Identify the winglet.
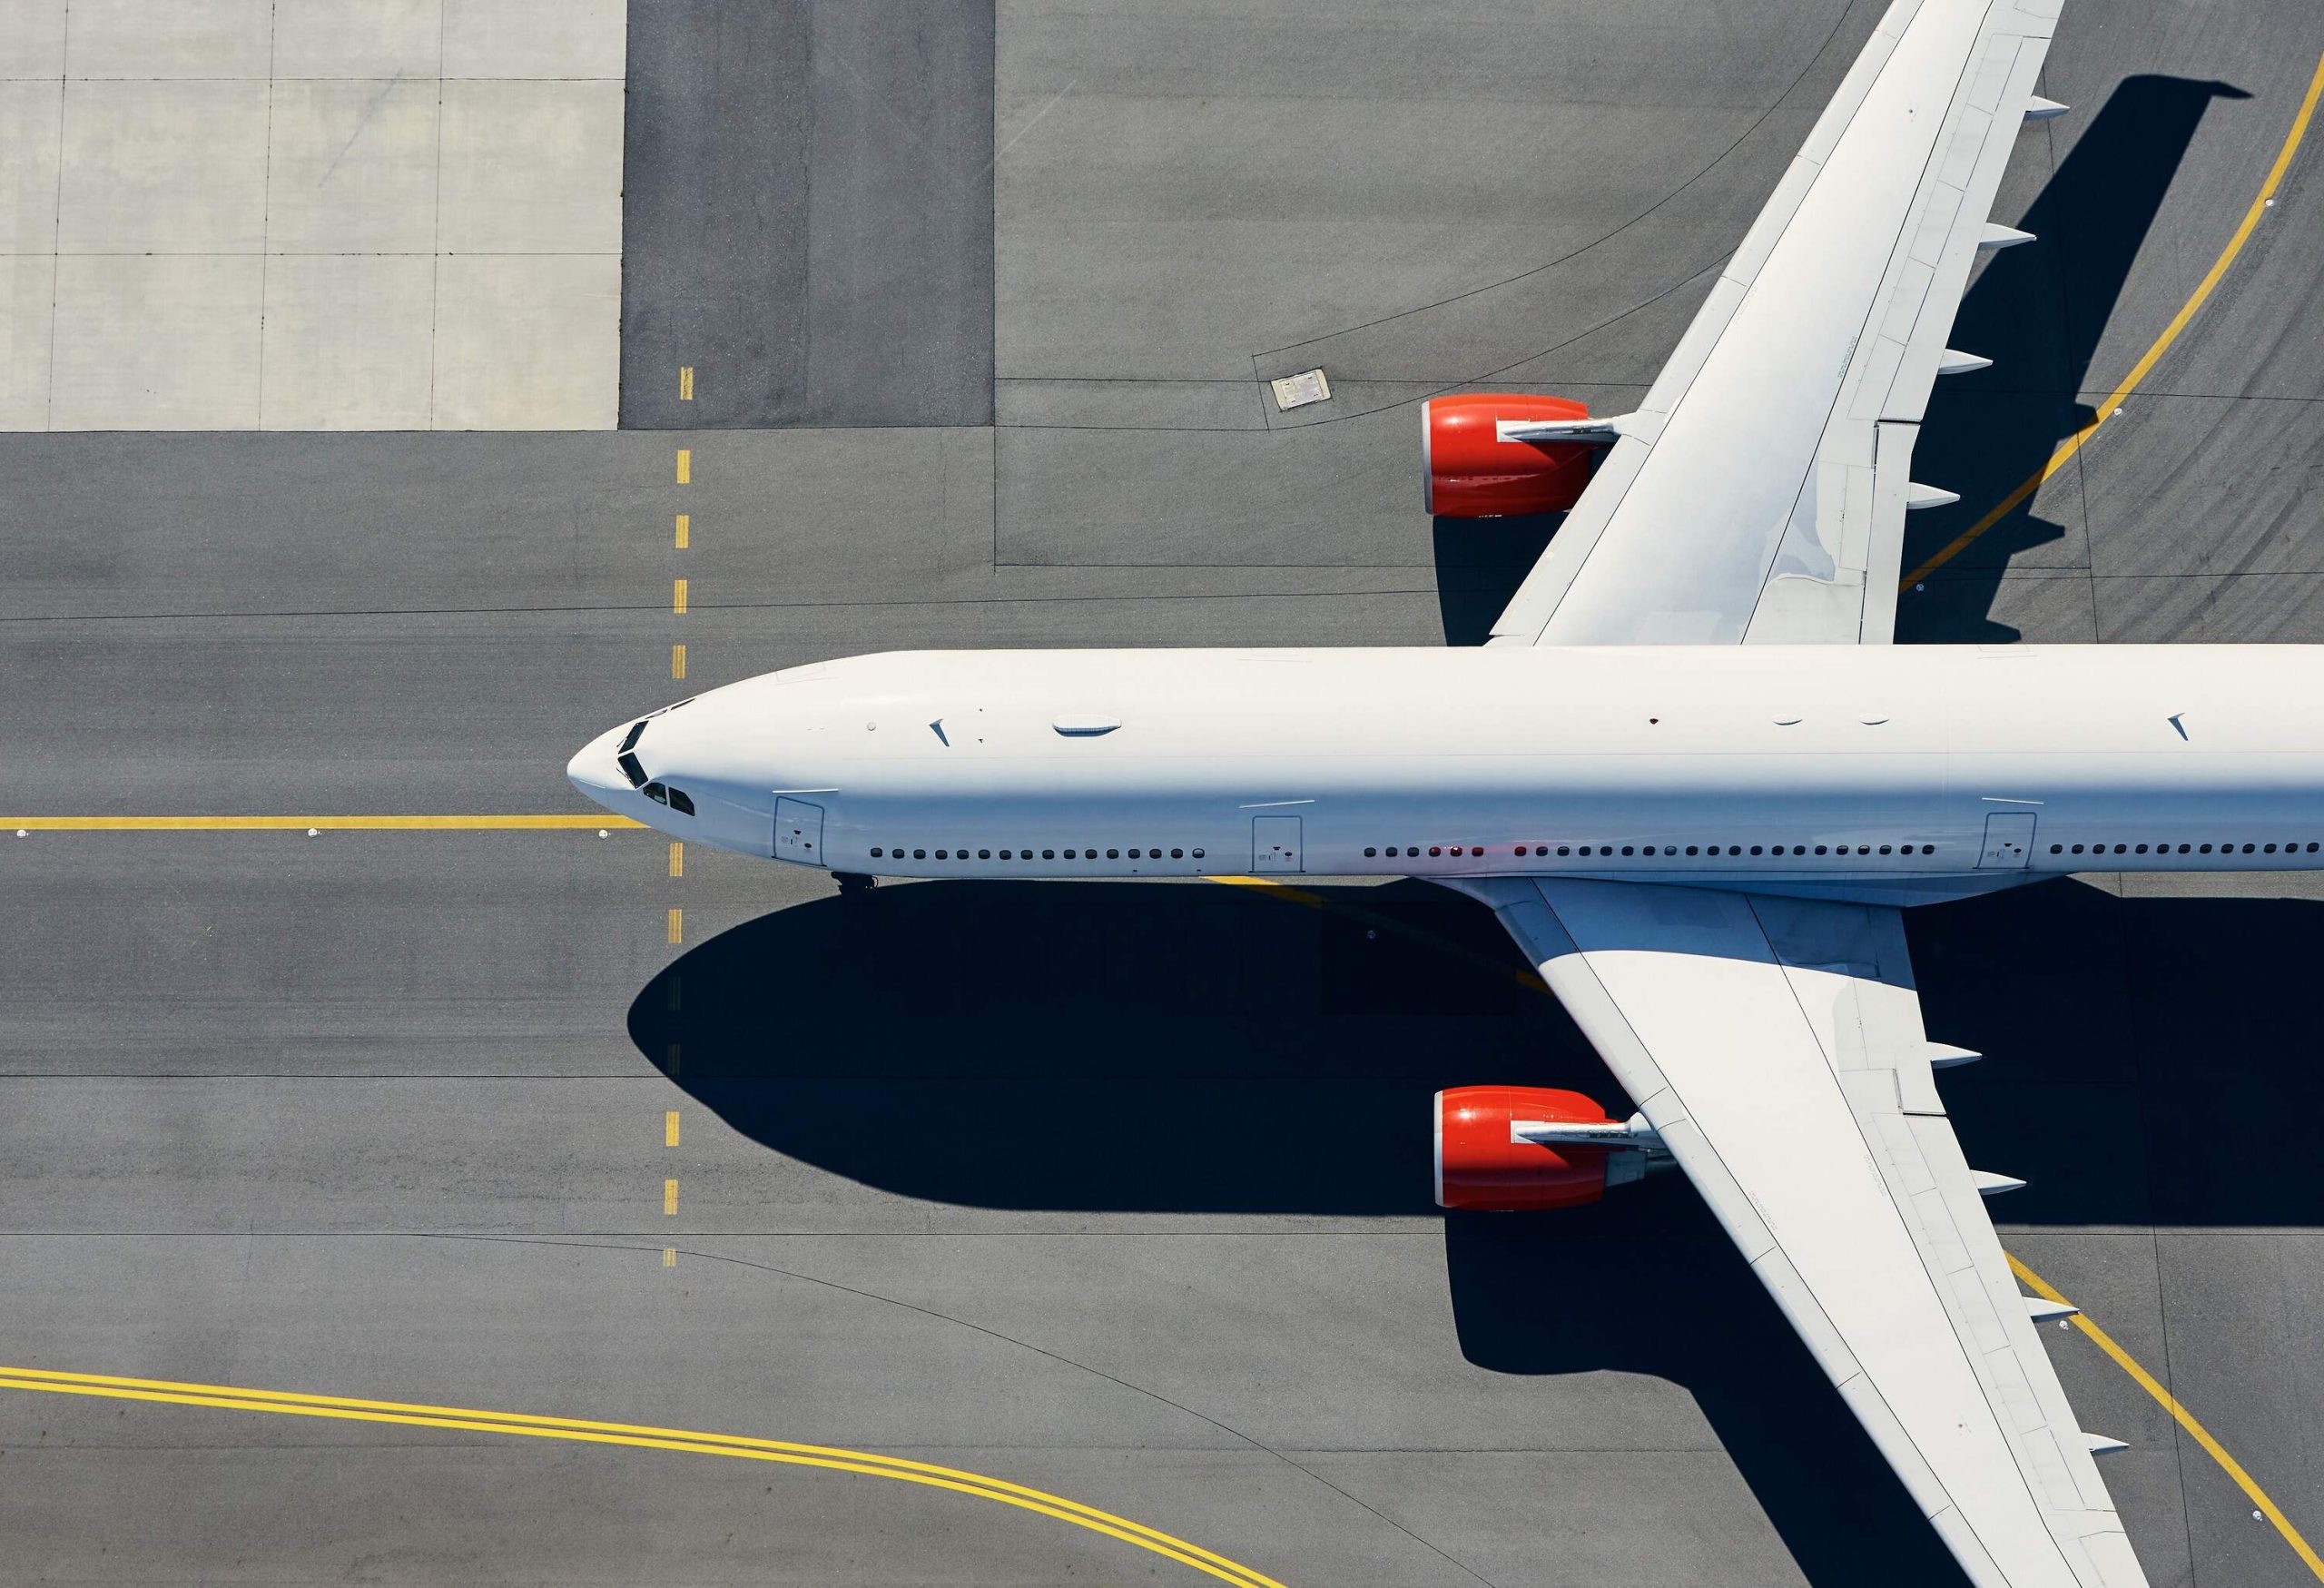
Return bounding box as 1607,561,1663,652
1906,483,1963,510
1978,223,2037,250
2025,1297,2079,1322
2084,1434,2129,1456
1928,1043,1984,1068
1937,349,1993,375
2024,97,2069,121
1973,1170,2028,1197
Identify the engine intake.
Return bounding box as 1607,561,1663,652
1435,1085,1664,1210
1423,393,1598,518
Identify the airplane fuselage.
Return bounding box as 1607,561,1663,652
569,645,2324,906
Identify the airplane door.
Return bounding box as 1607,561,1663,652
1975,811,2035,870
1252,815,1303,873
774,798,825,866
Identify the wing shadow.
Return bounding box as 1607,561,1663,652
1899,74,2250,641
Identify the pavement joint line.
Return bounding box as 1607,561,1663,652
0,1367,1286,1588
2008,1256,2324,1583
1899,46,2324,590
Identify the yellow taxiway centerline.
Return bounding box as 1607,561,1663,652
2,815,645,831
1899,47,2324,590
2008,1256,2324,1583
0,1364,1287,1588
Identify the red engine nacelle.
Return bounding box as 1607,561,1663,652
1423,393,1597,518
1434,1085,1614,1211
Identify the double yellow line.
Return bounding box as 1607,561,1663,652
0,1365,1287,1588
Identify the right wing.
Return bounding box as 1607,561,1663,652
1488,0,2063,648
1446,876,2148,1588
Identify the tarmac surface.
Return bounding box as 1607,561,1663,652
5,1,2324,1584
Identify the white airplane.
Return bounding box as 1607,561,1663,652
570,1,2270,1580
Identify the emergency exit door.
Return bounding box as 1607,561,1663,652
1975,811,2035,869
1252,815,1303,873
774,798,825,865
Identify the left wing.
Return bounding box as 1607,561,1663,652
1488,0,2062,647
1446,876,2147,1588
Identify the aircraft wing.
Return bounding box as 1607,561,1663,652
1488,0,2061,647
1445,876,2146,1588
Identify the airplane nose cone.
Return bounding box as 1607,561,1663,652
567,724,628,802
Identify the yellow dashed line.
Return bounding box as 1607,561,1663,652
672,644,687,680
679,366,694,401
675,513,690,549
673,577,688,616
665,1042,681,1077
1902,48,2324,588
0,1366,1287,1588
662,1179,678,1216
2009,1256,2324,1582
668,841,684,877
675,449,691,485
4,815,644,832
666,908,684,944
665,1110,681,1148
662,1247,677,1268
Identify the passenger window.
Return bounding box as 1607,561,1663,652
1043,850,1056,860
913,849,927,860
1192,848,1206,859
1364,847,1377,857
1107,849,1120,859
1171,849,1183,859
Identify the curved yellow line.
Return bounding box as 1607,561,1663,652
1900,48,2324,590
0,1366,1286,1588
0,815,644,831
2005,1255,2324,1582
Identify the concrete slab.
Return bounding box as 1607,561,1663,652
263,77,439,255
0,0,69,77
63,0,271,79
0,80,60,254
432,253,621,429
260,253,436,429
272,0,443,79
441,0,628,80
48,253,261,429
0,255,51,429
438,79,624,254
56,79,271,253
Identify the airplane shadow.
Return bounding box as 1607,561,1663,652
635,874,2324,1586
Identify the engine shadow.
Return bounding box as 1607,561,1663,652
1899,74,2249,641
1433,512,1561,644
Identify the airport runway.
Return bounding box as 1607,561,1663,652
5,1,2324,1583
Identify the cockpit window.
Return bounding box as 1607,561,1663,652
666,786,695,816
642,782,669,805
618,720,648,755
617,752,648,788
